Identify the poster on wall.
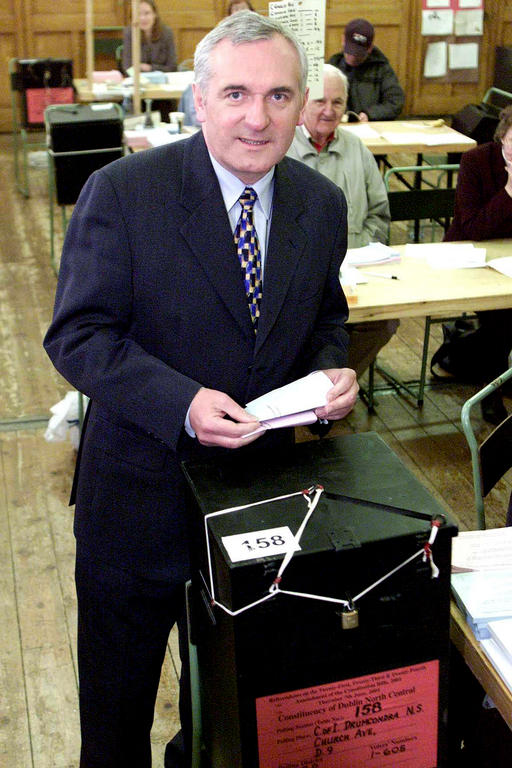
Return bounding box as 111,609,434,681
268,0,325,99
421,0,483,82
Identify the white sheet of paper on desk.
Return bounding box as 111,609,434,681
340,264,368,285
424,132,475,145
405,242,486,268
487,256,512,278
339,124,381,140
452,527,512,572
451,569,512,622
481,636,512,690
245,370,332,421
345,242,400,266
427,247,486,269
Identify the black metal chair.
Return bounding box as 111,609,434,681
365,164,459,410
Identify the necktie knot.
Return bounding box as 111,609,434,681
239,186,257,210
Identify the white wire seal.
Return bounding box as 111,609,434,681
202,486,444,617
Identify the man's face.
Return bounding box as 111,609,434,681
303,73,346,144
193,36,307,184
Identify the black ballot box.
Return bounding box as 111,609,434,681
12,58,74,128
46,103,124,205
182,433,458,768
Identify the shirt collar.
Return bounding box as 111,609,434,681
301,124,341,154
208,152,274,220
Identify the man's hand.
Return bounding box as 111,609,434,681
358,112,369,122
314,368,359,421
189,388,261,448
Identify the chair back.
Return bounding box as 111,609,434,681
461,367,512,528
384,164,459,244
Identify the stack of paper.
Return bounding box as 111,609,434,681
451,527,512,640
345,242,401,267
481,618,512,692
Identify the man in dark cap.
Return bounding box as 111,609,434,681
329,18,404,122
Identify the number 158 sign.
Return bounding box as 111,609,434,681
221,526,300,563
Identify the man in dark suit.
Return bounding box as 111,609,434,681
44,10,358,768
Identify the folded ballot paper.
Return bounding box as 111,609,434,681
243,370,333,437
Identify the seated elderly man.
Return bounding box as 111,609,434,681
287,64,398,378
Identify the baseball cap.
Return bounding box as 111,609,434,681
344,19,374,59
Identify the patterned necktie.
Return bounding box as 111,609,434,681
234,186,262,329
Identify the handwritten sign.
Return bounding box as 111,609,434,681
269,0,325,99
256,660,439,767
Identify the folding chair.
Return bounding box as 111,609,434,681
365,164,459,410
461,367,512,529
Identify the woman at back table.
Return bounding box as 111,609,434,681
440,105,512,424
122,0,177,74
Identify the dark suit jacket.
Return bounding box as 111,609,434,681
44,131,349,581
445,141,512,241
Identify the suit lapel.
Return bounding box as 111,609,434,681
179,133,255,339
255,161,307,353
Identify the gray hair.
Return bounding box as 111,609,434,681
323,63,348,97
194,10,308,95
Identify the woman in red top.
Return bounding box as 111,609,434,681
440,106,512,424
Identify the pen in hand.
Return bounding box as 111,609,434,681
361,271,399,280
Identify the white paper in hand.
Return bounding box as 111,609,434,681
242,371,333,437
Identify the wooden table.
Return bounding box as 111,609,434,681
347,241,512,323
74,70,194,103
450,601,512,731
340,119,476,157
346,240,512,407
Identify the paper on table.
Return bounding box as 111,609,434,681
451,569,512,622
340,264,368,285
339,124,381,140
124,128,189,147
489,618,512,659
427,247,486,269
423,132,475,145
481,636,512,691
487,256,512,278
404,242,486,268
451,527,512,572
345,242,401,266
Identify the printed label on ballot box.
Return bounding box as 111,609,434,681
256,660,438,768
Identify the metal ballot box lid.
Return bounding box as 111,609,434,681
182,432,457,615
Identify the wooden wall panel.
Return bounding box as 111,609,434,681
2,0,512,133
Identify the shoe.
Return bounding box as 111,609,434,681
481,391,508,426
164,731,185,768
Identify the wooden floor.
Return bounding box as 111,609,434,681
0,134,510,767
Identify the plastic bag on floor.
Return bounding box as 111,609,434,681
44,391,87,450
